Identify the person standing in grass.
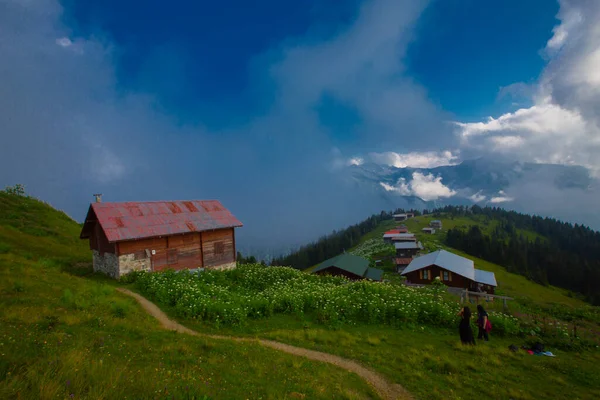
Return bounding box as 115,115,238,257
477,305,490,341
458,306,476,345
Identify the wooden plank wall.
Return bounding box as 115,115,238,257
404,266,467,288
166,233,202,271
116,228,235,271
119,236,169,270
90,223,115,254
202,228,235,268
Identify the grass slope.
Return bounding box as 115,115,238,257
269,213,600,399
2,193,600,400
0,193,377,400
134,298,600,400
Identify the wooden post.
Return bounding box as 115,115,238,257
503,298,508,311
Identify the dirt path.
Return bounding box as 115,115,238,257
117,288,412,400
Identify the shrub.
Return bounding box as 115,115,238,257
4,183,26,196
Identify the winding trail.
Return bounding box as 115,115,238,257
117,288,412,400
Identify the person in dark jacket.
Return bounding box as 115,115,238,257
477,305,489,341
458,306,476,345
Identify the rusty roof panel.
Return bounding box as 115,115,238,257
85,200,243,243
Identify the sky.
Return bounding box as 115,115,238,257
1,0,599,256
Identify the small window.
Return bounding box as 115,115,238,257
134,250,146,261
443,271,449,281
168,249,178,265
422,270,429,280
214,241,225,256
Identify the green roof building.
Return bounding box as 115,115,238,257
312,253,384,282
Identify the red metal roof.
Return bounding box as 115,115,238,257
80,200,243,243
385,228,408,234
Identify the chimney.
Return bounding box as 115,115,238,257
93,193,102,203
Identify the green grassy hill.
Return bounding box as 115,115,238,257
349,214,586,306
2,192,600,400
0,192,377,400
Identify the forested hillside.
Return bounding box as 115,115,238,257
442,205,600,305
272,203,600,305
270,209,421,269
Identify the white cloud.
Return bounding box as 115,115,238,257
380,172,456,201
454,1,600,176
368,150,459,168
545,8,581,52
456,91,600,173
489,190,515,203
348,157,364,166
456,103,587,138
270,0,452,150
56,37,72,47
490,135,524,149
469,191,486,203
380,180,411,196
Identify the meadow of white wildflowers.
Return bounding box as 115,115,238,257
131,264,521,334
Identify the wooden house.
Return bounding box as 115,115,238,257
383,232,417,243
79,199,243,279
401,250,497,294
393,213,407,222
394,257,413,273
430,220,443,229
391,234,417,242
312,253,383,281
394,241,421,257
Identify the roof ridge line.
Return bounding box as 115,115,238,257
92,199,220,204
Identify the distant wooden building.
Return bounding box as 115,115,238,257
313,253,383,282
422,227,435,234
383,232,417,243
392,234,417,242
394,257,412,273
401,250,497,294
79,199,243,279
393,214,407,222
430,220,443,229
394,241,421,258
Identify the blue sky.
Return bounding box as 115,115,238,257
62,0,558,125
407,0,558,120
1,0,599,255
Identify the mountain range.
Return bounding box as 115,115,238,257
345,157,598,225
238,158,599,260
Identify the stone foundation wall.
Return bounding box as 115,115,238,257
92,250,119,279
212,262,237,271
118,253,152,276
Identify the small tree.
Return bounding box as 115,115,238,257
4,184,25,196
